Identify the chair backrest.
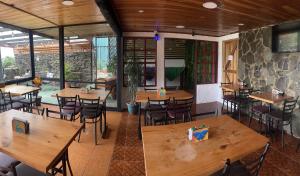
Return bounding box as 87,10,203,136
238,88,253,100
79,97,101,117
221,159,231,176
249,143,270,176
56,94,78,113
221,82,233,96
144,87,157,92
172,96,194,111
282,96,299,119
147,98,170,111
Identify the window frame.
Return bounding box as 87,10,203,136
123,37,157,87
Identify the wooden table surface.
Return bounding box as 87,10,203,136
1,84,40,96
0,110,83,173
55,88,111,100
220,84,244,92
136,90,193,103
249,92,292,104
142,115,268,176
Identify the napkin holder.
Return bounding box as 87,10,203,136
188,125,209,142
12,117,29,134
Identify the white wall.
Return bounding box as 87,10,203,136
123,32,239,104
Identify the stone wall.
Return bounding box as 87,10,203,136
239,27,300,97
15,52,96,81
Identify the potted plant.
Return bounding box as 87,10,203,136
125,56,140,115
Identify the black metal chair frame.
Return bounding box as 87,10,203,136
56,95,80,121
232,88,253,121
78,96,102,145
145,98,170,126
221,82,234,114
167,97,194,123
267,97,298,148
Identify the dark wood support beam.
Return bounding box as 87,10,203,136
29,30,35,79
59,26,65,89
95,0,122,36
116,36,122,111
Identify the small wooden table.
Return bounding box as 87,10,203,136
142,115,268,176
0,110,83,175
54,88,111,136
249,92,292,104
136,90,193,139
55,88,111,100
1,84,40,96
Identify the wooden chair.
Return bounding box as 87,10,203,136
0,152,20,176
78,97,102,145
56,95,80,121
266,97,298,148
167,97,194,123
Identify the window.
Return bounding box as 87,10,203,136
196,41,218,84
0,26,32,81
93,37,117,78
33,32,60,104
123,38,157,87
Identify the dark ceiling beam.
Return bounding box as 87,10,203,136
32,21,108,31
95,0,122,36
0,1,57,26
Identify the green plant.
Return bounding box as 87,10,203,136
107,55,117,75
2,56,15,68
64,63,72,80
125,56,140,104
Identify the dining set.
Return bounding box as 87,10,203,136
0,83,112,176
136,88,194,139
140,88,270,176
221,82,298,149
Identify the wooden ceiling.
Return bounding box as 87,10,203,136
111,0,300,36
0,0,113,38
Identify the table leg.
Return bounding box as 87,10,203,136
138,102,142,140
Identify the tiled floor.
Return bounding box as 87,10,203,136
107,110,300,176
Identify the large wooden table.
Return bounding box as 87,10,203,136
1,84,40,96
249,92,292,104
0,110,83,175
142,115,268,176
136,90,193,139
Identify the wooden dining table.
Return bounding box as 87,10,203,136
249,92,292,104
142,115,269,176
1,84,40,96
0,109,83,175
54,88,111,136
136,90,193,139
220,84,244,93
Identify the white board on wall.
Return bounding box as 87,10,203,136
196,84,220,104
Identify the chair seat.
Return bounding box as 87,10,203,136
167,110,189,119
62,107,81,115
253,105,269,114
0,152,19,173
6,96,25,102
230,161,252,176
267,109,290,121
6,102,24,110
6,164,46,176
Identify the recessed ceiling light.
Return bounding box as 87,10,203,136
138,10,144,13
62,0,74,6
238,23,244,26
176,25,185,29
203,1,218,9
